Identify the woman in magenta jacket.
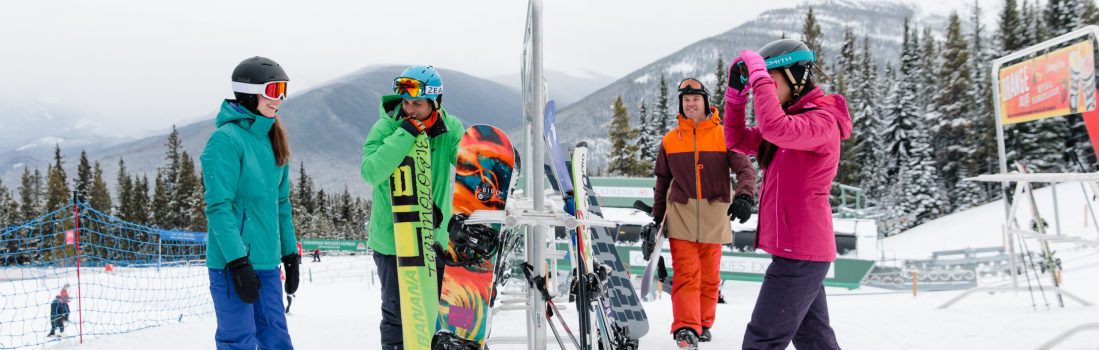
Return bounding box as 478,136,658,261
724,39,852,350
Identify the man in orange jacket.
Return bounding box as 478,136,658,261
652,78,757,349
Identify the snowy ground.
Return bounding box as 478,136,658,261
9,183,1099,349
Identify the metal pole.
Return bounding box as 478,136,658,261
1051,183,1063,236
991,59,1017,289
526,0,547,348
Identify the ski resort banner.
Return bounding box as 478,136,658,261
300,238,369,252
998,39,1096,125
549,243,874,289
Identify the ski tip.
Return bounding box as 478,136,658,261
576,141,588,148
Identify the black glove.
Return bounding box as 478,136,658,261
281,253,300,295
433,204,444,229
641,221,660,259
226,257,260,303
729,194,755,224
400,118,424,136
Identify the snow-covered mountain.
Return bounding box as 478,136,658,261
552,0,938,171
490,69,614,107
0,65,522,197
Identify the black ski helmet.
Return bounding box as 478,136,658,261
232,56,289,84
231,56,289,114
757,39,816,99
677,78,711,117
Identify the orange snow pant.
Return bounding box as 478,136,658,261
669,238,723,335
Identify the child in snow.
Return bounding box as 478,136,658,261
201,56,300,349
651,77,757,349
360,65,464,350
47,285,70,337
724,38,852,350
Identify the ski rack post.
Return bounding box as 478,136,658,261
944,172,1098,309
519,0,547,348
478,198,618,348
991,25,1099,288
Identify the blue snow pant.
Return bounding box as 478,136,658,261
742,256,840,350
209,268,293,350
374,252,446,350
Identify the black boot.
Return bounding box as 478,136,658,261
674,327,699,350
699,327,712,342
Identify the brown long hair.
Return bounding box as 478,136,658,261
269,118,291,166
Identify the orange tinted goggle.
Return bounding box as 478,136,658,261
263,81,287,100
678,78,706,95
393,77,426,98
231,81,288,100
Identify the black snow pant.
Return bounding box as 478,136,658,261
742,256,840,350
374,252,445,350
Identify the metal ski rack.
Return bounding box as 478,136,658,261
941,171,1096,309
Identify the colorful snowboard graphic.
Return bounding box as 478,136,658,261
433,125,515,349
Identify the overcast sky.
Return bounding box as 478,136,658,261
1,0,979,136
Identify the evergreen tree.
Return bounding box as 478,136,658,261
74,150,92,199
190,174,207,232
971,0,1000,201
884,19,945,234
18,168,40,222
0,179,17,228
132,175,151,225
802,5,826,71
117,159,134,221
711,56,727,115
635,98,659,169
176,151,200,229
162,126,183,227
656,75,672,135
935,12,982,210
45,145,69,212
853,36,886,203
836,28,860,187
151,172,170,228
607,96,643,176
835,28,859,96
89,161,112,213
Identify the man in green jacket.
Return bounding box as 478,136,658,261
360,65,463,349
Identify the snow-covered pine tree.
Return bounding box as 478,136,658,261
836,28,860,187
853,36,885,204
636,98,658,171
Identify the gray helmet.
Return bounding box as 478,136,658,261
231,56,289,84
758,39,817,99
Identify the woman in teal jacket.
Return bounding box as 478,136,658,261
202,56,299,349
360,65,463,349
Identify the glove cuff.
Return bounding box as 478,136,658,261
281,254,299,264
226,256,250,269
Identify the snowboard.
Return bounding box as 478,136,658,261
543,104,647,348
391,130,438,350
433,125,516,349
633,201,667,301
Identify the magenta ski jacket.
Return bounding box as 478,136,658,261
723,84,852,262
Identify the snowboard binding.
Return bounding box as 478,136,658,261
445,213,500,267
431,331,484,350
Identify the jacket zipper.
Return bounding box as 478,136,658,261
240,209,250,257
694,127,701,243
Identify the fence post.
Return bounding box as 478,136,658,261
912,271,918,297
71,192,85,344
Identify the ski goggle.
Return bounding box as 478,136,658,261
393,77,443,98
231,81,288,100
678,78,708,95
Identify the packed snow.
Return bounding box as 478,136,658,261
5,183,1099,349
